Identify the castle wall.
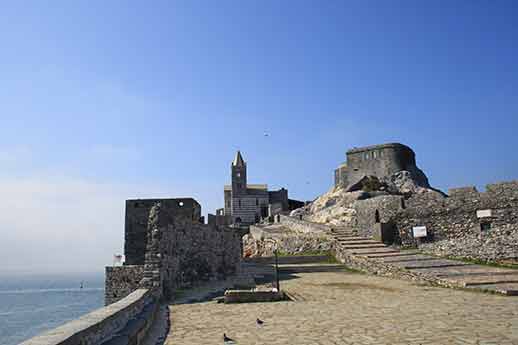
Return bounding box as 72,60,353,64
124,198,201,265
352,195,405,238
344,144,416,188
105,265,145,305
108,199,242,306
393,181,518,261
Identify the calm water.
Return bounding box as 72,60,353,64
0,273,104,345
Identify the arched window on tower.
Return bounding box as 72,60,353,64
375,210,381,223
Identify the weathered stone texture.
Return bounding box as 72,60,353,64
395,181,518,252
351,195,404,238
334,143,430,189
243,223,331,257
105,266,145,305
108,198,242,306
124,198,202,265
420,224,518,262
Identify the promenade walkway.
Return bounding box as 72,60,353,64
164,257,518,345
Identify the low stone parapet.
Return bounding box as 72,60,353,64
20,289,158,345
105,265,145,306
223,290,286,303
277,215,331,234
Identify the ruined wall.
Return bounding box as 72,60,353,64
394,181,518,261
108,199,242,306
277,214,330,234
124,198,202,265
244,223,332,257
105,266,145,305
351,195,404,238
168,221,242,288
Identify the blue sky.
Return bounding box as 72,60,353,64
1,1,518,273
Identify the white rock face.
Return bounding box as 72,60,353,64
292,170,443,226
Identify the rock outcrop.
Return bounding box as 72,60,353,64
293,170,444,228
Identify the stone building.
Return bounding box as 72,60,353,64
220,151,303,226
334,143,429,189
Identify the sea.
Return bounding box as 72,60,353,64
0,272,104,345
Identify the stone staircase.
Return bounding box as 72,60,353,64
328,226,518,296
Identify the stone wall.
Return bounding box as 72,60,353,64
277,215,330,234
351,195,404,238
420,224,518,262
395,181,518,243
393,181,518,261
124,198,202,265
169,221,242,288
105,266,145,305
21,289,159,345
107,199,242,306
244,224,332,257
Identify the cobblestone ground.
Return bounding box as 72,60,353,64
165,263,518,345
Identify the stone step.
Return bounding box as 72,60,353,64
445,274,518,287
337,240,380,245
378,255,436,263
437,270,518,277
365,251,421,258
394,259,469,270
348,247,400,255
341,243,387,249
466,283,518,296
409,265,517,276
333,236,371,241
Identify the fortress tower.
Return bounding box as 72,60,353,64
334,143,429,189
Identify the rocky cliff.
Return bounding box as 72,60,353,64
291,170,444,228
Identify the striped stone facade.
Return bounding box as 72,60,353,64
223,151,288,226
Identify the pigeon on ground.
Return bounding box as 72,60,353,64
223,333,236,344
256,318,264,326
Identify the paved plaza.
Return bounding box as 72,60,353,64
164,262,518,345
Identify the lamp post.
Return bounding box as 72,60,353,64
274,249,280,292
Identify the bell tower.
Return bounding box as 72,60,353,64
231,151,247,196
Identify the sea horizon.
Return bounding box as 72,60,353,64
0,272,105,345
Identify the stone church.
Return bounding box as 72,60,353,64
216,151,303,226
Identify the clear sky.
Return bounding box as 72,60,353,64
1,1,518,274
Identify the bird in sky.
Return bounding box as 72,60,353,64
263,132,270,137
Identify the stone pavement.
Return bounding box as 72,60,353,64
164,259,518,345
330,227,518,295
